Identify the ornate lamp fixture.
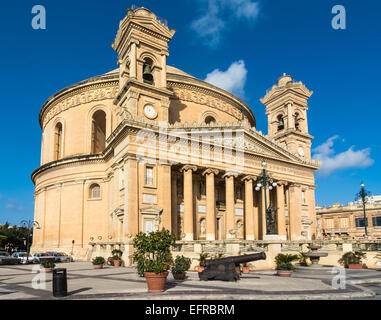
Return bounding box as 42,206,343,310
255,161,278,235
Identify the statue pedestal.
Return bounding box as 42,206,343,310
263,234,282,241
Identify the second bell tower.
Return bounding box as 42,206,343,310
261,74,314,159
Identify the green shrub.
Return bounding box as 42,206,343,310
298,253,309,266
92,256,106,265
276,262,294,271
338,251,366,268
40,260,55,269
172,255,191,274
198,253,209,266
274,253,299,270
133,230,176,276
111,249,123,261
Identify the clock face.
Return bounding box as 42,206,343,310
143,105,157,119
298,147,304,156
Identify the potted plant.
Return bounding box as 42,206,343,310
40,260,55,273
92,256,105,269
338,251,366,269
241,262,250,274
111,249,123,267
298,253,309,266
197,253,209,272
171,255,191,280
133,230,176,293
275,254,299,277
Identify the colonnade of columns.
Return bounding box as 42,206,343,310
179,165,307,241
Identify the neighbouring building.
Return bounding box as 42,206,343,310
316,198,381,240
31,7,320,261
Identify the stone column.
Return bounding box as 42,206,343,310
287,102,294,129
158,164,172,231
203,168,219,240
243,176,256,240
276,182,287,240
171,172,178,237
260,187,268,239
289,183,302,240
129,39,139,79
224,172,238,240
181,165,197,240
123,157,139,239
160,50,168,87
308,186,317,239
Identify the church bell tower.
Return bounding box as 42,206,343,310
112,7,176,124
261,74,314,159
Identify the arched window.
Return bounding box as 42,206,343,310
54,122,63,161
204,116,216,125
91,110,106,154
294,112,300,130
89,184,101,199
142,58,154,85
277,115,284,131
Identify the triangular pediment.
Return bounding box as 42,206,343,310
242,130,317,167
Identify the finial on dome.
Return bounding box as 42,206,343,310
277,73,293,87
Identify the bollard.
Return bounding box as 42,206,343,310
52,268,67,297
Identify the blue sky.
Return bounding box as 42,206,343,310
0,0,380,224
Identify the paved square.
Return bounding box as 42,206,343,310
0,262,380,300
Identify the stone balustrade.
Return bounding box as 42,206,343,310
86,239,381,270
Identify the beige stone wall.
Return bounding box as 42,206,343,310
41,98,116,165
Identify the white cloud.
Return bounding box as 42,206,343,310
5,198,25,212
204,60,247,97
191,0,260,47
312,136,374,176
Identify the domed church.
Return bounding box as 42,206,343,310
31,7,320,261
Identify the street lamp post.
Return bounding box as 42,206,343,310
19,220,40,258
356,183,372,238
255,161,278,235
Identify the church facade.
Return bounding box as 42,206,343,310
31,8,320,260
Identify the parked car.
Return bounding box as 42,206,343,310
11,252,36,264
0,251,20,265
32,253,56,263
46,252,73,263
57,252,74,262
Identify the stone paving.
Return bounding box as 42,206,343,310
0,262,380,300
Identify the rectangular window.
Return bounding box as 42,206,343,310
355,218,367,228
340,217,349,228
145,167,153,186
326,219,334,229
372,216,381,227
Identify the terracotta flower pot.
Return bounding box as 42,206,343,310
113,260,121,267
242,266,250,274
144,271,168,293
173,273,186,280
93,264,103,269
197,266,205,272
277,270,292,277
348,264,363,269
43,268,53,273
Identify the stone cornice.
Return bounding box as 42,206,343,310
31,154,104,184
39,75,119,129
168,77,255,127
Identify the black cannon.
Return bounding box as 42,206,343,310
198,252,266,282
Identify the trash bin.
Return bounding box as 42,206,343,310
53,268,67,297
